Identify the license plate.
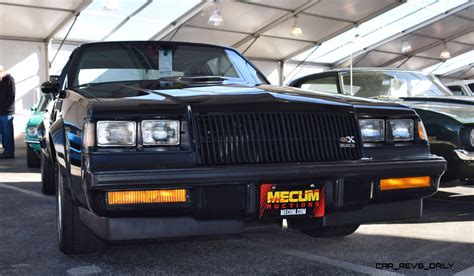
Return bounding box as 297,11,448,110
259,183,325,219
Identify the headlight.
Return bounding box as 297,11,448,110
142,120,180,146
359,119,385,142
26,126,38,137
460,126,474,149
388,119,414,141
96,121,136,147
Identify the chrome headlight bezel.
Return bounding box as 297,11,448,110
388,119,414,141
141,120,180,146
358,119,385,142
96,121,137,147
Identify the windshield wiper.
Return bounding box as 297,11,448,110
369,95,398,100
156,76,229,85
72,82,106,89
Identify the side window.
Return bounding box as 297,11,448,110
300,76,339,94
467,83,474,94
206,56,239,78
447,85,464,96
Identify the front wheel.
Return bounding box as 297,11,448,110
301,224,360,238
41,152,56,195
26,146,40,168
57,166,104,255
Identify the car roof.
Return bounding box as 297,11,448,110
77,40,237,52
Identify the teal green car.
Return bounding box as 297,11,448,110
289,68,474,184
25,94,52,167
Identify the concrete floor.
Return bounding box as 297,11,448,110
0,138,473,275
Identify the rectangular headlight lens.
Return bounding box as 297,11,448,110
96,121,136,147
142,120,180,145
388,119,414,141
359,119,385,142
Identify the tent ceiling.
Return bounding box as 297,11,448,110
167,0,401,61
0,0,88,41
337,2,474,77
0,0,472,79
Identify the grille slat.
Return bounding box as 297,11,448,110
194,112,361,166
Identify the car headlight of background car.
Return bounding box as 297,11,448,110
460,126,474,150
142,120,180,146
359,119,385,142
97,121,136,147
26,126,38,137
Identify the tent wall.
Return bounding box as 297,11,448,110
0,39,47,114
250,60,281,85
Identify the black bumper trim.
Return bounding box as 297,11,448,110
79,208,243,241
323,198,422,226
88,157,446,188
80,199,422,241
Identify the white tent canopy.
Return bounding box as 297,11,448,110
1,0,473,81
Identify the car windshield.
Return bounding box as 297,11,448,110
69,43,266,89
340,71,453,98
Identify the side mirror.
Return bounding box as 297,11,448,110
49,75,59,82
41,81,59,94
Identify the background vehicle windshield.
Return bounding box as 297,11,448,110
70,43,266,88
341,71,452,98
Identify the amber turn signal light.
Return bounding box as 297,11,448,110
417,120,428,141
380,176,431,191
107,189,187,205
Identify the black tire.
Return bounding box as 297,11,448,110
26,146,41,168
57,165,104,255
301,224,360,238
41,152,56,195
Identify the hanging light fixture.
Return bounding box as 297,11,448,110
440,43,451,60
103,0,119,11
401,37,412,53
290,16,303,36
352,33,361,44
208,0,224,26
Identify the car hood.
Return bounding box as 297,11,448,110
79,83,412,115
399,96,474,124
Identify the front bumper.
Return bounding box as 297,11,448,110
454,149,474,161
81,156,446,241
25,140,41,152
79,198,422,241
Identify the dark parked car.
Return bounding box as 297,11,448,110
39,42,445,255
289,68,473,183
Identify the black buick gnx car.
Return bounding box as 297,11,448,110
38,41,446,255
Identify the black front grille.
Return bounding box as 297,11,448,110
193,112,361,166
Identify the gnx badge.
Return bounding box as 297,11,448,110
339,136,356,148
